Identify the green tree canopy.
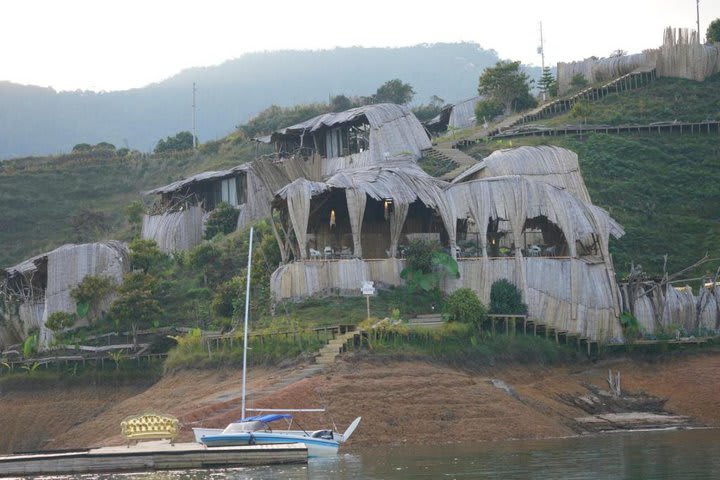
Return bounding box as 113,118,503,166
538,66,557,99
154,131,195,153
374,79,415,105
109,271,163,334
477,61,536,114
708,18,720,43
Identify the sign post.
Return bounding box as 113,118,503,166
361,281,376,319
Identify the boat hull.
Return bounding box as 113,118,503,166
200,432,340,457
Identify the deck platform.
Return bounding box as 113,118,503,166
0,442,307,477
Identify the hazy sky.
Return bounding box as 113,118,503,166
2,0,718,92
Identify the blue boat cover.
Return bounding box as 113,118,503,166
237,413,293,423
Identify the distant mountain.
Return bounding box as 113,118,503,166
0,43,538,159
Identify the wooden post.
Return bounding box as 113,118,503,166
366,295,370,319
505,317,509,335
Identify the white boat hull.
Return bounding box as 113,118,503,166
199,432,340,457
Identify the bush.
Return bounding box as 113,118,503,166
205,202,239,239
489,279,528,315
444,288,487,325
46,311,77,331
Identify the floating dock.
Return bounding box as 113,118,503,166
0,442,307,477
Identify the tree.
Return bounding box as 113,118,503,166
478,61,536,114
129,238,168,273
154,131,195,153
412,95,446,122
475,99,505,123
374,79,415,105
125,200,145,237
538,66,558,99
72,143,92,153
330,94,354,112
109,271,163,339
570,100,592,124
708,18,720,43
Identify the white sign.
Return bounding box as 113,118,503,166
361,281,376,295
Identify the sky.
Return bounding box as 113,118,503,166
2,0,718,92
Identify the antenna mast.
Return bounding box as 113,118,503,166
538,21,546,101
192,82,197,149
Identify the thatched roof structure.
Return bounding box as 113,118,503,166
425,97,480,133
142,164,251,196
1,242,128,349
265,104,431,180
141,163,272,252
446,175,622,255
619,282,720,335
452,146,591,203
274,162,455,259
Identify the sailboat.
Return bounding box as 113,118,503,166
192,227,361,456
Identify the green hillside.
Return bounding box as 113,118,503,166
0,140,259,267
465,74,720,276
1,74,718,279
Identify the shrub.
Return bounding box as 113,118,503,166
204,202,239,239
620,312,642,342
46,311,77,331
444,288,487,325
489,279,528,315
70,275,116,323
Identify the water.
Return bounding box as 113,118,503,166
44,429,720,479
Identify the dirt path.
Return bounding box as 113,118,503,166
1,352,718,453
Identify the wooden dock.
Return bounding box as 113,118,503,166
0,442,306,477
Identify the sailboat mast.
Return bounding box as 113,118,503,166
241,226,254,420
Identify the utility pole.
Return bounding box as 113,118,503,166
192,82,197,150
538,21,546,101
696,0,701,42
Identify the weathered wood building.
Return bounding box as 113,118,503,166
0,242,128,350
142,164,272,252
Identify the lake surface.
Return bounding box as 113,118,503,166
52,429,720,479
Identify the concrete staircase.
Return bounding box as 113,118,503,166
313,329,357,368
408,314,445,328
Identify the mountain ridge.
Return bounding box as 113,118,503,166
0,43,519,159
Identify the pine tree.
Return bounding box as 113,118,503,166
538,67,557,99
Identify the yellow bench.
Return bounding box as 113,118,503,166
120,413,179,446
